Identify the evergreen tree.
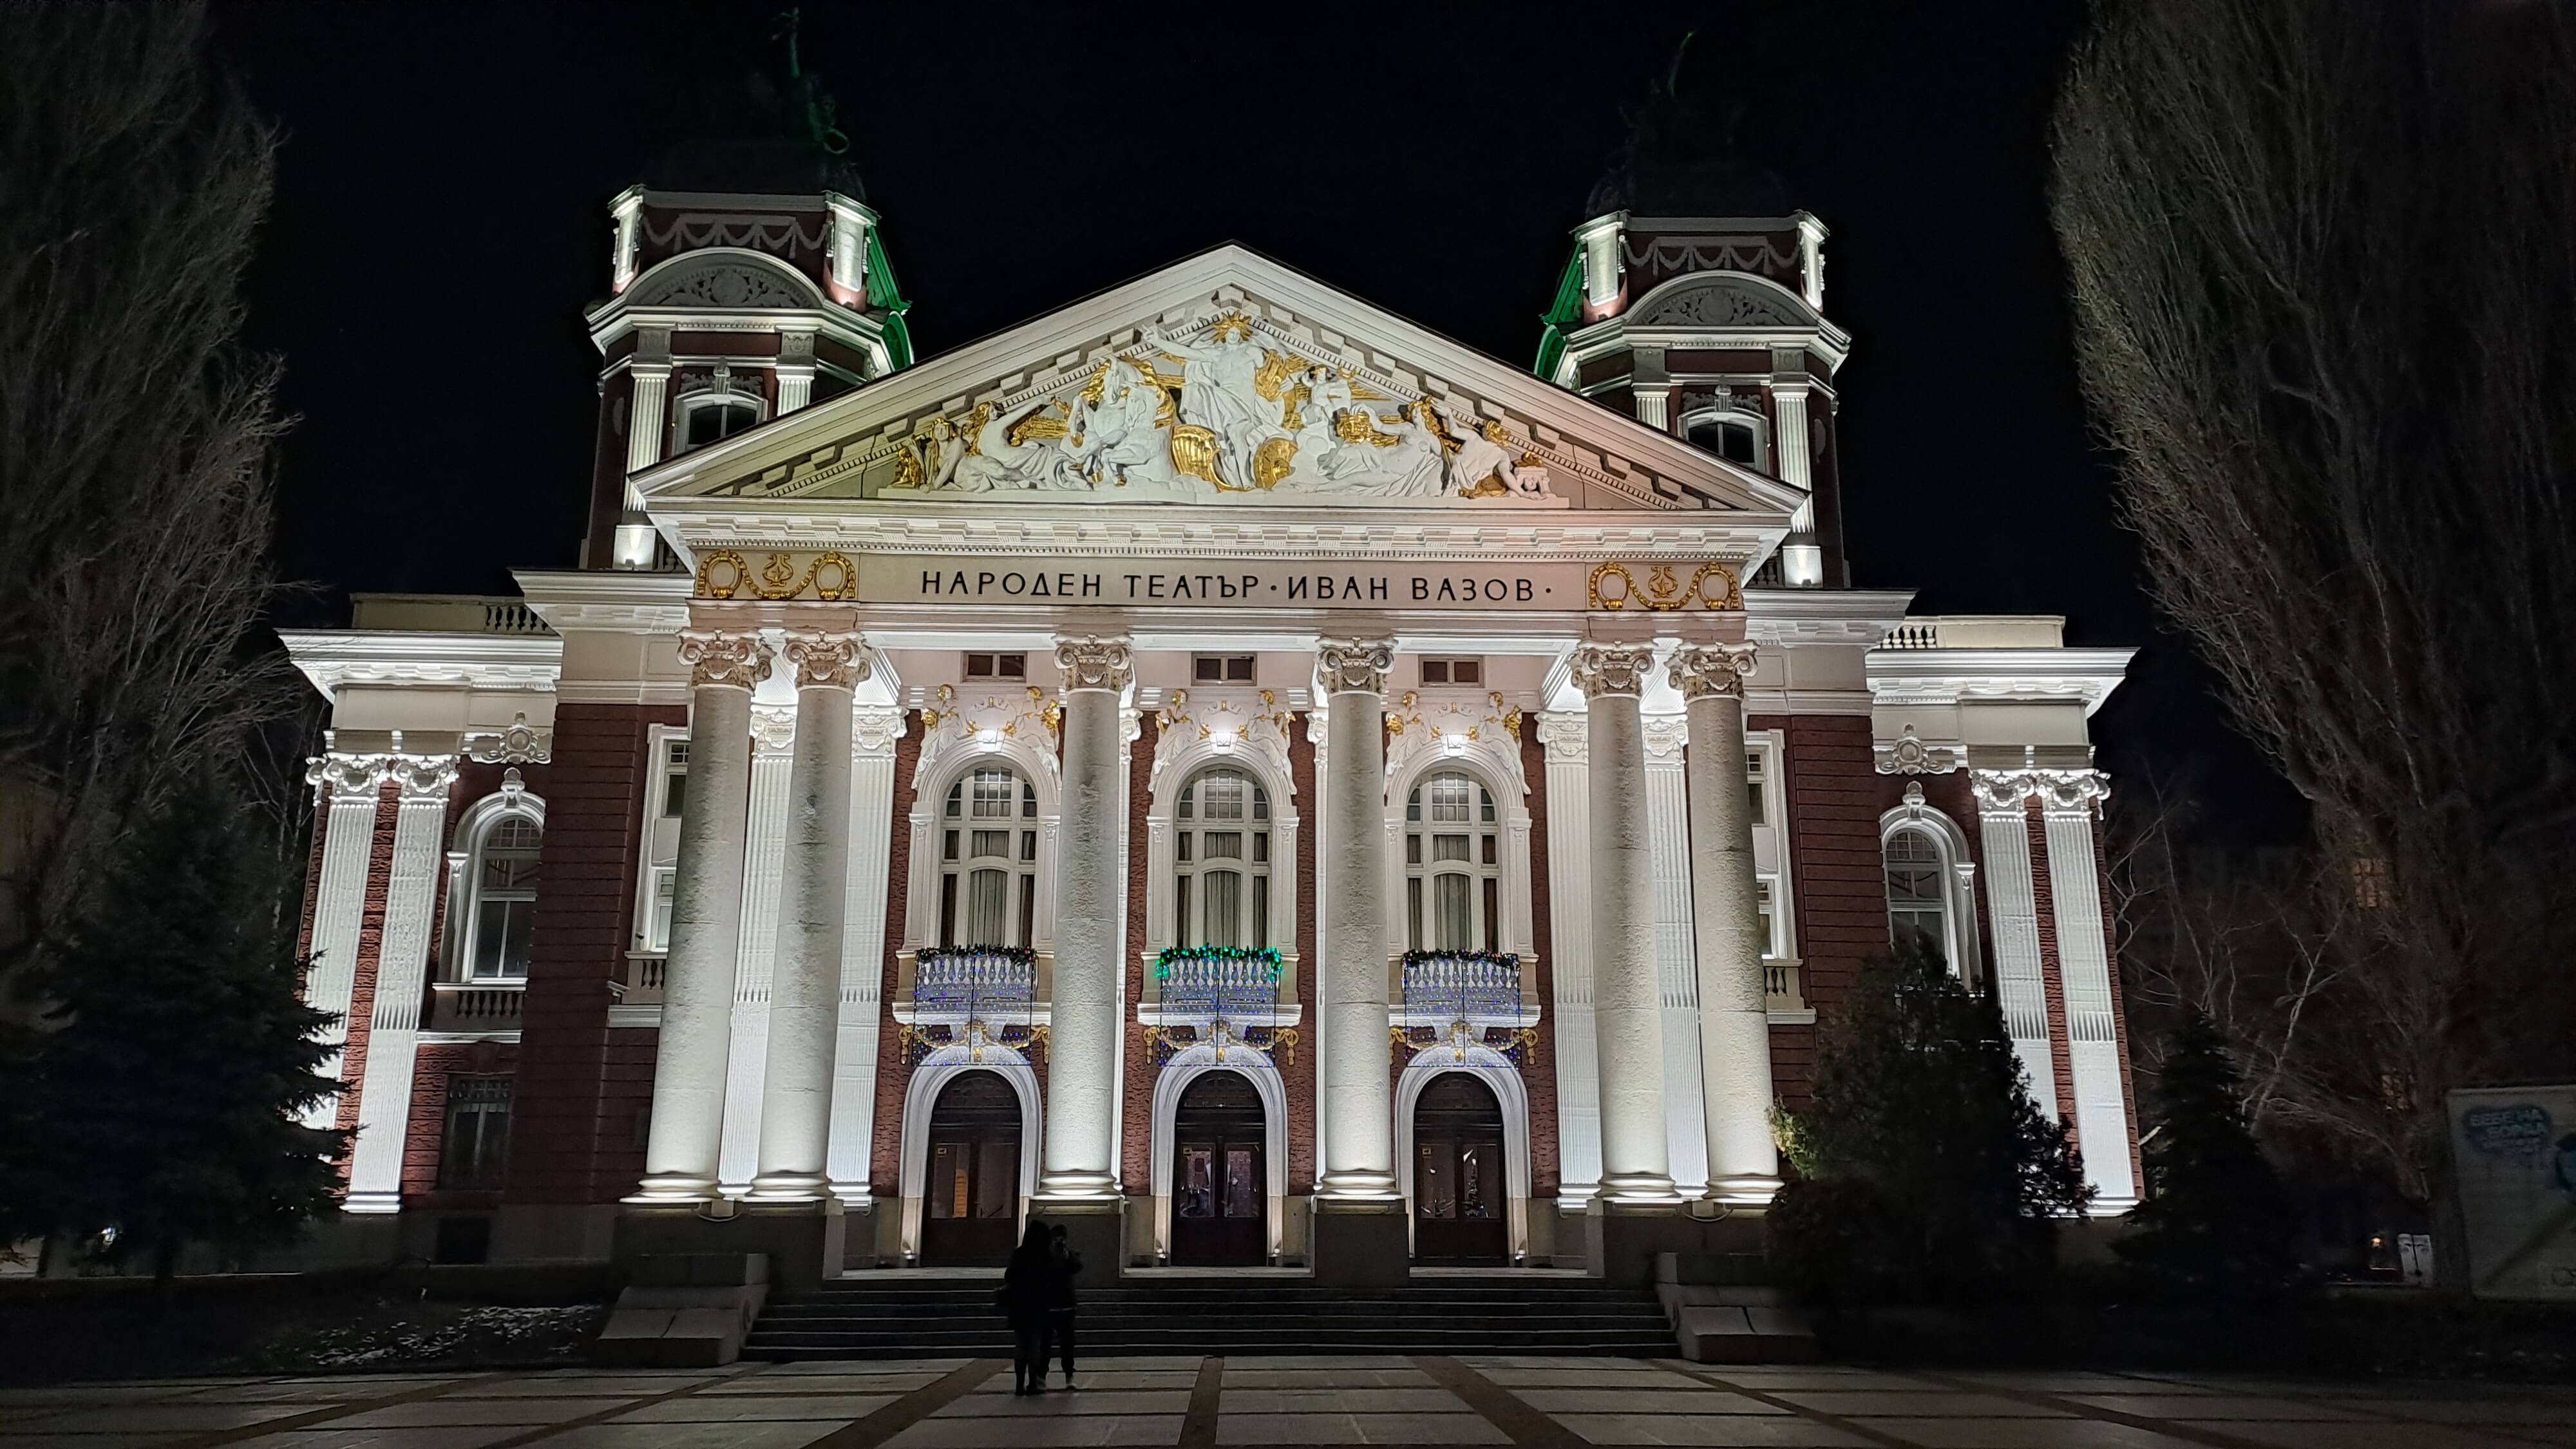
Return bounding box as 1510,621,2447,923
1770,940,2092,1305
0,781,345,1280
2117,1012,2302,1302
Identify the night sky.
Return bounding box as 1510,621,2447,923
211,1,2303,839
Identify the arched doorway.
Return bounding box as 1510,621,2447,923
921,1070,1021,1266
1170,1070,1265,1265
1413,1072,1508,1265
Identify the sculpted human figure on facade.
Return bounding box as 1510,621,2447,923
1154,313,1277,483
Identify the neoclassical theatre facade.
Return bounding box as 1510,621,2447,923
281,180,2142,1276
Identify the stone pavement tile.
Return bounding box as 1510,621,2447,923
1518,1388,1788,1416
1215,1411,1363,1444
0,1385,211,1405
1946,1374,2195,1396
1558,1413,1877,1447
1771,1390,2069,1419
2340,1397,2576,1424
471,1375,720,1397
172,1382,434,1405
936,1390,1191,1417
536,1421,845,1449
0,1434,196,1449
2174,1423,2541,1449
1345,1414,1507,1444
1221,1356,1418,1370
1052,1372,1201,1390
1479,1367,1689,1388
1700,1372,1945,1392
1067,1358,1202,1370
884,1414,1182,1447
611,1394,894,1423
705,1375,940,1396
1215,1388,1470,1414
1218,1369,1434,1388
1866,1419,2208,1448
267,1376,480,1388
229,1428,536,1449
34,1402,315,1433
766,1359,972,1376
322,1397,609,1428
2062,1395,2368,1421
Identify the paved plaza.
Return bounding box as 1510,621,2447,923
5,1357,2576,1449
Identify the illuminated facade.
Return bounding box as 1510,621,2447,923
280,179,2142,1276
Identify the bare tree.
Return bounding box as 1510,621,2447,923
2054,0,2576,1280
0,1,304,983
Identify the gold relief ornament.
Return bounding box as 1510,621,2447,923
1669,643,1759,701
678,628,773,691
695,548,858,601
1568,641,1657,699
1168,424,1224,486
784,630,870,690
1587,560,1743,612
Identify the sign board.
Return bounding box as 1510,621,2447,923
2449,1084,2576,1300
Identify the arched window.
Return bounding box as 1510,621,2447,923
465,814,542,980
1681,406,1770,471
1405,772,1501,952
677,392,764,452
1883,827,1949,962
1175,767,1271,947
938,766,1038,949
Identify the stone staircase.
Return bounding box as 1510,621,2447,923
745,1276,1680,1359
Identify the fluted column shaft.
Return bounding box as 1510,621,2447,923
346,756,461,1213
1037,636,1130,1199
1575,643,1677,1201
632,627,769,1202
1672,645,1782,1202
749,630,865,1200
1317,639,1399,1198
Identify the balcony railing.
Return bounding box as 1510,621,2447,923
913,946,1036,1025
618,955,667,1007
427,980,524,1033
1397,950,1528,1027
1764,959,1806,1013
1155,946,1283,1027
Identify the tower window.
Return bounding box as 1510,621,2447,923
1680,405,1771,472
677,395,764,452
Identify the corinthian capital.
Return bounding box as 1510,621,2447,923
1055,636,1133,694
1669,643,1759,701
306,752,390,797
1969,769,2040,815
2036,768,2111,816
1315,638,1394,696
1533,711,1588,764
679,628,772,691
390,755,460,799
784,630,869,690
1569,641,1656,699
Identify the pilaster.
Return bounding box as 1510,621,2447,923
719,702,799,1192
1642,712,1709,1195
2036,770,2136,1207
1535,712,1598,1206
1970,770,2058,1112
828,706,904,1204
301,752,389,1130
345,755,460,1212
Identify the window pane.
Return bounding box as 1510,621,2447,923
1021,829,1036,862
1252,873,1268,946
649,869,674,951
938,873,958,946
930,1143,961,1218
1018,874,1036,949
1434,835,1468,862
1419,1141,1455,1219
1175,875,1191,943
1405,833,1422,866
1454,659,1482,685
971,770,1016,819
1179,1146,1215,1217
1482,878,1499,951
1205,871,1242,946
1426,775,1471,823
1224,1146,1258,1216
968,869,1007,944
1200,772,1245,820
1436,875,1472,951
1203,831,1243,860
501,898,534,976
971,829,1008,859
942,829,959,861
663,769,688,819
1252,831,1269,863
976,1137,1016,1218
1406,877,1422,952
1422,659,1448,685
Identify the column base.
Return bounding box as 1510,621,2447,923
615,1199,846,1292
1597,1171,1683,1204
341,1191,401,1217
1311,1198,1410,1287
1314,1170,1401,1198
1029,1200,1124,1282
1705,1175,1783,1208
744,1172,833,1204
624,1173,721,1206
1034,1172,1122,1200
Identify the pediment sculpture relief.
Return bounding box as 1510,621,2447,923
887,310,1555,503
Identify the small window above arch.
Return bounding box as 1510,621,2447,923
1680,404,1771,473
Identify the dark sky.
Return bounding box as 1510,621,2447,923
211,0,2304,839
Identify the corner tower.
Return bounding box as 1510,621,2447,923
582,180,910,571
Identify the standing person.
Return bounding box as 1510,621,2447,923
999,1221,1055,1394
1047,1223,1084,1390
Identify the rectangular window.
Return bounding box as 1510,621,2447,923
472,898,533,981
662,740,690,818
648,867,676,952
938,873,958,947
1193,654,1256,683
1406,877,1423,952
967,869,1008,945
964,652,1027,681
1205,871,1243,945
1481,878,1499,952
1756,878,1781,959
1017,875,1036,949
1175,875,1191,944
1745,747,1768,826
1435,875,1473,950
1419,657,1483,687
1252,873,1269,946
438,1076,514,1190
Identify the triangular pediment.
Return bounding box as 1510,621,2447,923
634,245,1799,520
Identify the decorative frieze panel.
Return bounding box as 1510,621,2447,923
910,683,1063,797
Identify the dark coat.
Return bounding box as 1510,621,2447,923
1046,1243,1082,1311
999,1242,1054,1329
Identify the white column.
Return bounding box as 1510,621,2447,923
2040,771,2136,1206
614,328,672,570
1316,638,1399,1199
1037,636,1132,1200
1535,713,1600,1206
632,627,770,1202
1770,370,1823,587
299,753,388,1129
719,703,797,1192
345,756,460,1212
749,631,865,1200
1572,643,1677,1201
1672,645,1782,1203
1633,347,1672,431
828,706,904,1202
1642,714,1710,1195
1971,772,2059,1110
1576,211,1625,310
778,332,817,414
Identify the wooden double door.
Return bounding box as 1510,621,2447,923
1413,1072,1509,1265
921,1071,1021,1266
1170,1070,1267,1265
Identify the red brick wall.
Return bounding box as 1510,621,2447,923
1119,715,1159,1196
401,1040,521,1200
1287,715,1320,1193
2027,805,2083,1126
504,703,680,1206
866,714,921,1198
332,779,403,1153
1767,715,1886,1108
1519,727,1562,1199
